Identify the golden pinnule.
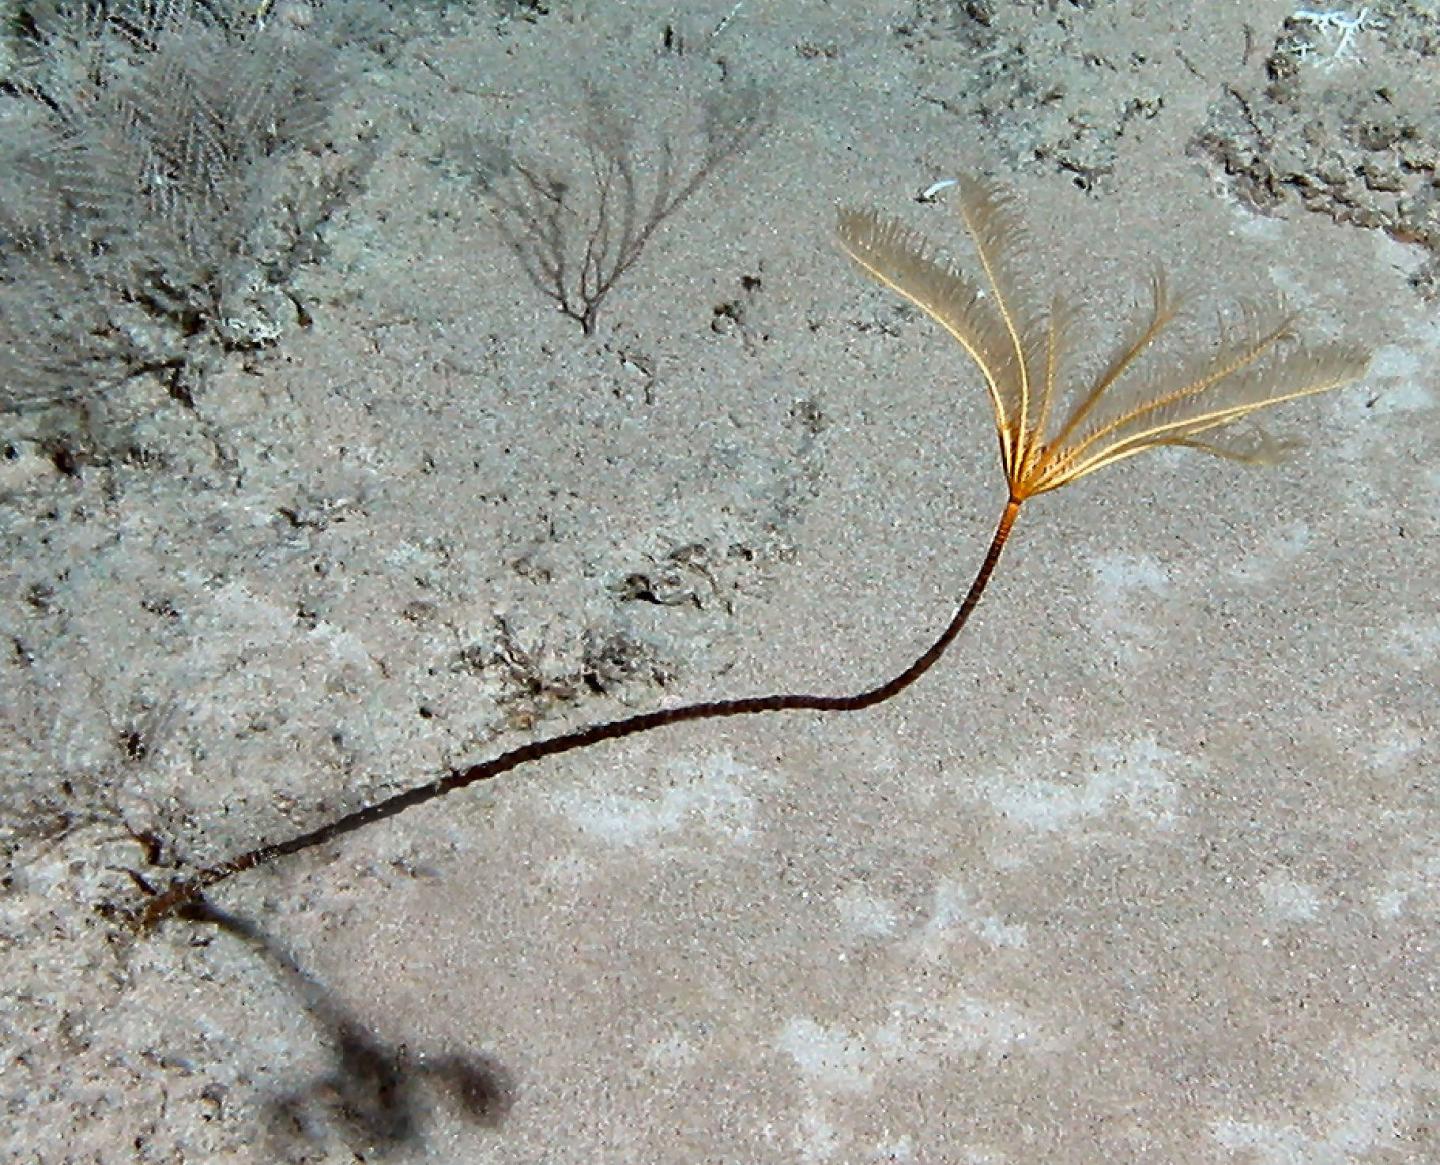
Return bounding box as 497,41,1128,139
837,175,1367,505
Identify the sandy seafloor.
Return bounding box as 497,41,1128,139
2,2,1437,1162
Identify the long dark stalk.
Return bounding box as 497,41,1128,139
135,500,1022,930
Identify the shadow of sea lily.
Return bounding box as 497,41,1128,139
185,900,513,1158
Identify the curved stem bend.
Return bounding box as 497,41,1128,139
137,500,1022,930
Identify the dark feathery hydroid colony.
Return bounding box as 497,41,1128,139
132,176,1367,930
